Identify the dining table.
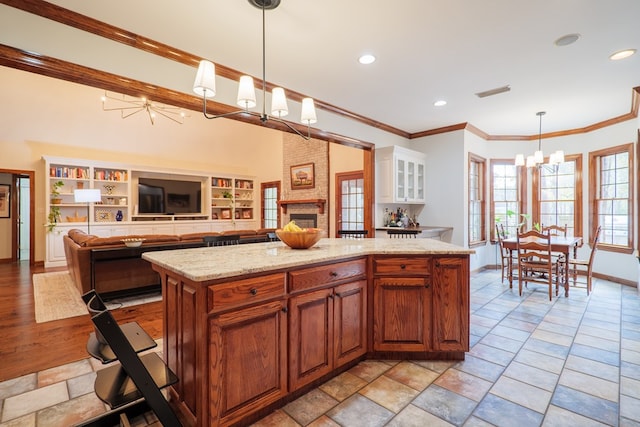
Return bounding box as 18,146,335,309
502,235,583,297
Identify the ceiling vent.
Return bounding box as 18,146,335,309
475,85,511,98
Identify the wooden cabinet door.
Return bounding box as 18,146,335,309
432,256,469,351
333,280,367,367
373,277,431,352
209,300,288,426
289,287,334,391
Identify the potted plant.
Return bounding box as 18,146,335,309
50,180,64,205
47,180,64,232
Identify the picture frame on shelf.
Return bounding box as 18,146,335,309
0,185,10,218
212,212,218,219
95,209,113,222
221,208,231,219
290,163,315,190
242,209,252,219
235,210,241,219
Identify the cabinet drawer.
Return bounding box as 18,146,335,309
373,257,430,276
208,273,285,312
289,258,366,292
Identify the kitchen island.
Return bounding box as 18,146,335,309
143,238,473,427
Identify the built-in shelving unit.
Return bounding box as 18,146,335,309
43,156,257,267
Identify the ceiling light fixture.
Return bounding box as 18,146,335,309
609,49,636,61
192,0,317,140
358,54,376,65
475,85,511,98
515,111,564,169
101,91,188,125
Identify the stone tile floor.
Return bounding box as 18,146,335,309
1,270,639,426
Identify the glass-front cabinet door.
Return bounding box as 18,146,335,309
417,163,424,200
407,161,415,199
396,158,405,200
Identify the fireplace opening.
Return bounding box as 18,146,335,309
289,214,317,228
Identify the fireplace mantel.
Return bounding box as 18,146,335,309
278,199,326,214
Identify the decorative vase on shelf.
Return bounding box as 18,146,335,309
115,210,123,222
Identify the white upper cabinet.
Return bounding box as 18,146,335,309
376,146,426,204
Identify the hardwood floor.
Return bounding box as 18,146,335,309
0,262,163,383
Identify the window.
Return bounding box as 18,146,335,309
261,181,280,229
468,153,486,247
533,154,582,238
590,143,633,252
490,160,527,240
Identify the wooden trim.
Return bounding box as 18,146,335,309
589,142,634,252
468,152,486,246
2,1,637,142
1,0,407,140
277,199,326,214
260,181,281,229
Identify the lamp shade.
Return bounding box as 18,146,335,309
300,98,317,124
193,60,216,98
515,154,525,166
74,189,101,203
271,87,289,118
237,76,257,108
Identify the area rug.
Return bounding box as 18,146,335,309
32,272,162,323
33,271,87,323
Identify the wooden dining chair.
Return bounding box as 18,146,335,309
517,229,562,300
565,225,601,295
542,224,567,237
495,223,516,286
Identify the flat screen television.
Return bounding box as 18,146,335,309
138,178,202,215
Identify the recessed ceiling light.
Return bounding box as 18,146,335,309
554,33,581,47
433,100,447,107
358,54,376,65
609,49,636,60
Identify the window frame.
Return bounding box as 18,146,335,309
489,159,527,242
532,153,583,239
468,152,486,248
589,143,634,254
260,181,280,229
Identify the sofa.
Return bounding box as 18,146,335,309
63,228,276,297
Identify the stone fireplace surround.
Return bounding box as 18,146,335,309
281,134,329,231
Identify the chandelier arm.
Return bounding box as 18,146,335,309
120,108,147,120
151,108,185,125
270,116,311,140
102,105,146,112
201,94,251,120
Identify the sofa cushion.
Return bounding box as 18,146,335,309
223,229,256,237
68,229,98,247
179,232,221,242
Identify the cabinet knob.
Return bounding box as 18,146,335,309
328,294,334,299
249,288,258,295
330,271,338,277
400,264,406,269
281,307,288,313
335,292,342,298
425,283,430,289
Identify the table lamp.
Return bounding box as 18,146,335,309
74,188,101,234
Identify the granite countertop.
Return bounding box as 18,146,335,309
142,237,473,283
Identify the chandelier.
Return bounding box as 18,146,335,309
101,91,188,125
515,111,564,168
192,0,317,140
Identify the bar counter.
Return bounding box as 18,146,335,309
142,237,473,427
